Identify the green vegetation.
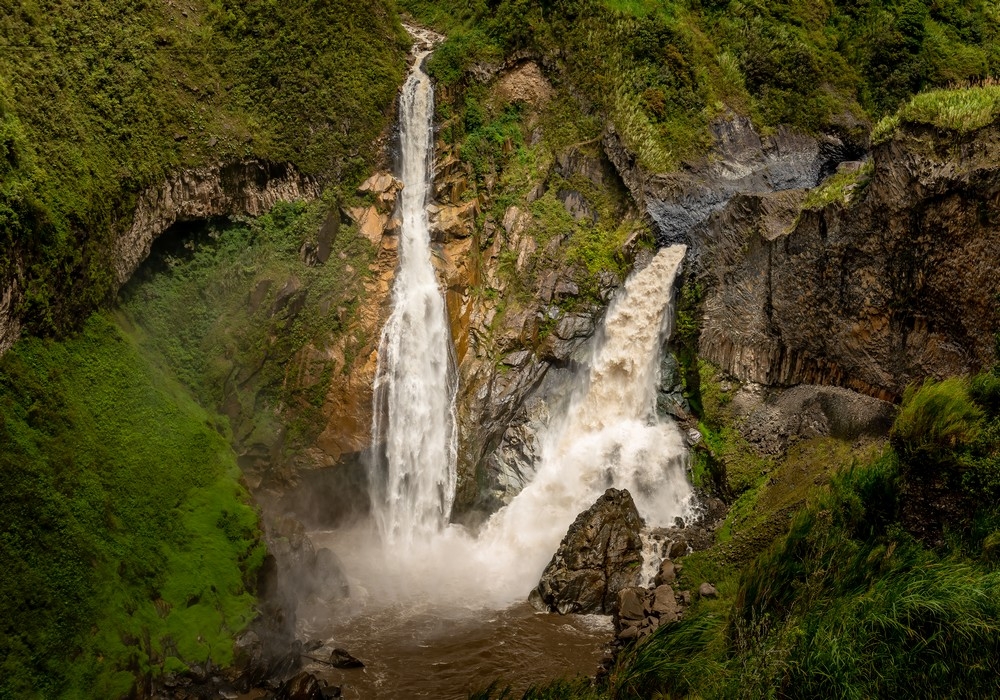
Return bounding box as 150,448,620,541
0,0,406,340
0,314,263,699
872,82,1000,143
406,0,1000,173
120,199,375,454
801,161,874,209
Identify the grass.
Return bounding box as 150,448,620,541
872,82,1000,143
801,161,873,209
0,314,263,699
119,199,376,458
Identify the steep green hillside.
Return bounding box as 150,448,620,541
0,0,406,338
119,198,376,469
0,314,264,699
405,0,999,170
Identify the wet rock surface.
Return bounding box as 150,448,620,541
530,488,645,615
602,115,855,248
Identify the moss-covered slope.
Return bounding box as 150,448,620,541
0,314,264,699
0,0,407,339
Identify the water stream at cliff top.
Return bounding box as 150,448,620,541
367,32,458,546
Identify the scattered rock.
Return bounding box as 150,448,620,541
530,488,645,615
651,585,680,620
274,671,325,700
654,559,676,586
329,648,364,669
698,582,718,599
667,538,688,559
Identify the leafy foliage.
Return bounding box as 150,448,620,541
406,0,999,173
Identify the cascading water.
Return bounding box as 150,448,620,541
468,244,696,601
368,32,458,546
350,243,695,609
314,242,695,696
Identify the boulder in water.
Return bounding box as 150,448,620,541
529,488,644,614
273,671,325,700
329,647,365,669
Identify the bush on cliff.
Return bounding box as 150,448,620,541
0,315,264,699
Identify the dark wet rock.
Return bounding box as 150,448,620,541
667,538,688,559
656,352,690,421
654,559,676,586
530,488,645,615
329,648,365,669
726,383,895,457
603,115,849,248
558,189,597,222
651,585,680,620
274,671,325,700
616,587,648,622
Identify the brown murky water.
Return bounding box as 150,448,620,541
298,602,611,699
295,529,614,699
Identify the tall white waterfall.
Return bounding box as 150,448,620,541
352,244,695,608
369,36,458,546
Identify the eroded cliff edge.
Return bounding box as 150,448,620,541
696,121,1000,401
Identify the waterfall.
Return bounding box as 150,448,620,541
368,36,458,546
471,244,695,596
351,244,694,609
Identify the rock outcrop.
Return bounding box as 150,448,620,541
115,160,319,286
529,488,644,615
426,59,649,516
0,160,319,358
697,121,1000,399
603,115,859,247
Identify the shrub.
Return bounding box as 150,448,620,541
891,377,983,471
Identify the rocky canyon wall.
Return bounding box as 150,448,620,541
0,160,319,357
697,121,1000,400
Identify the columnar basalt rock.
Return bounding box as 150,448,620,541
115,161,320,286
697,122,1000,400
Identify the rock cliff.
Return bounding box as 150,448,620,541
602,115,861,247
424,59,650,517
0,160,318,358
697,121,1000,400
115,161,320,286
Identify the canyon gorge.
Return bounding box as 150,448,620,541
2,1,1000,699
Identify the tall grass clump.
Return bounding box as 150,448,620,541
891,377,983,470
898,83,1000,133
